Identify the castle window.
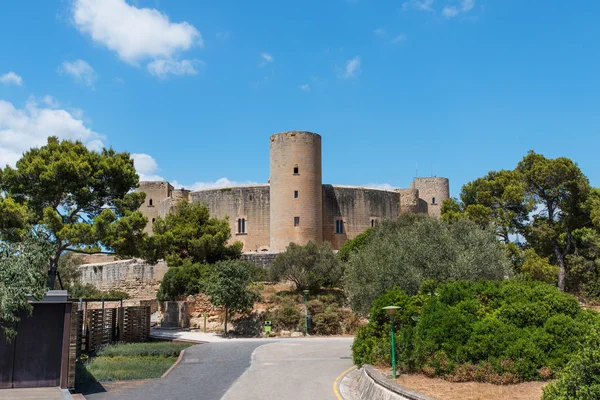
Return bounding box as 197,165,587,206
152,218,155,223
294,190,299,198
237,218,246,234
335,219,344,234
432,197,436,205
371,219,375,228
148,198,153,207
293,165,299,174
294,217,300,227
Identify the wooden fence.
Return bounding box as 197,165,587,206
80,306,151,353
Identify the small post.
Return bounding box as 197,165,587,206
202,314,208,333
303,289,309,336
383,306,400,380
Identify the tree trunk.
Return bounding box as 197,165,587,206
46,259,58,290
555,243,566,291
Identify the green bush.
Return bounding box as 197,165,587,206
68,282,129,300
312,306,342,335
96,342,190,358
157,261,215,301
542,346,600,400
270,241,342,291
267,299,303,331
344,214,511,314
352,280,600,383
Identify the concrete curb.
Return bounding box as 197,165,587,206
161,348,187,378
354,365,437,400
339,368,361,400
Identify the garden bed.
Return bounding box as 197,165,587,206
395,373,547,400
78,342,192,386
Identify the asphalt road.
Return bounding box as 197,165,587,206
83,337,354,400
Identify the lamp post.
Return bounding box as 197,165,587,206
303,289,310,336
383,306,400,379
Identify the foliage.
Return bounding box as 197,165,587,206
0,137,147,288
337,228,372,262
352,280,600,383
441,169,533,244
80,342,191,384
157,261,215,301
68,283,129,300
205,260,261,334
146,201,242,266
55,251,82,289
514,249,560,284
267,298,303,331
344,214,510,314
518,151,591,291
270,241,342,291
0,235,54,341
96,341,190,358
542,345,600,400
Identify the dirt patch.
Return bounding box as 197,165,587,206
394,374,547,400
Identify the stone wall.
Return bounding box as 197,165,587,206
323,185,400,249
78,259,168,299
190,185,271,252
241,252,279,268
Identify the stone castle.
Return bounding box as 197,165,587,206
136,131,450,253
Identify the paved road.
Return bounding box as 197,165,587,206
83,337,353,400
222,338,354,400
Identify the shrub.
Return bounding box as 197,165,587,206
344,214,511,314
69,283,129,300
352,280,600,383
157,261,215,301
312,306,342,335
270,241,342,291
267,299,302,331
542,346,600,400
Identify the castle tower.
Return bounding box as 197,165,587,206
410,177,450,218
269,131,323,251
135,181,174,234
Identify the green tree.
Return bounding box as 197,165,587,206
205,260,260,335
337,228,372,263
157,261,215,301
517,151,591,290
441,170,532,244
270,241,342,291
344,214,510,314
0,137,148,289
1,235,54,341
146,201,242,266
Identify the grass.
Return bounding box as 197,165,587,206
78,341,192,385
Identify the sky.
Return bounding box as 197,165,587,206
0,0,599,196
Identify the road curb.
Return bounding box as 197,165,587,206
161,348,187,378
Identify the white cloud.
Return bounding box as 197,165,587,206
58,59,96,87
0,97,104,167
341,56,361,79
171,178,258,191
147,59,200,78
300,84,310,92
132,153,164,181
391,34,407,43
443,0,476,18
71,0,201,68
41,95,60,108
442,6,460,17
402,0,434,11
0,72,23,86
261,52,273,63
374,28,386,37
461,0,475,12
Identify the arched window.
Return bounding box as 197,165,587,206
335,219,344,234
149,198,153,206
152,218,156,223
293,164,299,174
432,197,436,205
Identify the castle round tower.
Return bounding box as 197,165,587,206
269,131,323,251
410,177,450,218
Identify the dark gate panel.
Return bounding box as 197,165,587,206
0,334,15,389
11,303,65,388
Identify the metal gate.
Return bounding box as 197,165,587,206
0,303,66,388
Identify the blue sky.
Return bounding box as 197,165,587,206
0,0,598,196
